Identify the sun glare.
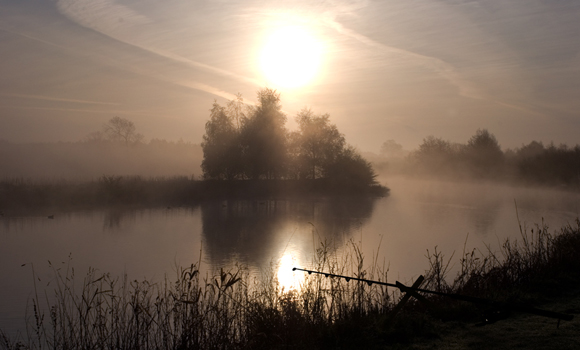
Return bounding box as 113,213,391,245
260,26,323,89
277,254,301,292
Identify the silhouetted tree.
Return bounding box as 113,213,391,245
226,93,246,131
286,130,302,179
516,140,545,159
326,146,377,187
201,102,242,179
416,136,452,158
464,129,504,177
517,143,580,185
199,88,379,189
293,109,345,179
240,88,287,179
411,135,472,177
102,116,144,146
413,136,454,172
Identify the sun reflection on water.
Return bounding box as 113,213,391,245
276,254,302,293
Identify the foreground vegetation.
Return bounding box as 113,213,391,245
2,220,579,349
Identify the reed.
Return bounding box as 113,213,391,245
445,218,580,298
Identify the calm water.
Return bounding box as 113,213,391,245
2,177,579,336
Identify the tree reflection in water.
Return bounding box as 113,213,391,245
200,197,378,273
102,208,137,231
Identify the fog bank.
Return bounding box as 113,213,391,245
0,140,202,180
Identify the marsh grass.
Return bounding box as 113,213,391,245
453,219,580,297
420,218,580,325
2,220,580,349
0,239,398,350
0,177,387,214
0,176,201,212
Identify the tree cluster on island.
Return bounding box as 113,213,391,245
201,88,379,190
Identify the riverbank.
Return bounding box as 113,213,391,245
1,219,578,349
408,291,580,349
0,177,388,214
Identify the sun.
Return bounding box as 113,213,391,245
260,26,323,89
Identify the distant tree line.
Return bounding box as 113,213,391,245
201,89,377,188
411,129,504,178
512,141,580,186
0,122,203,179
378,129,580,187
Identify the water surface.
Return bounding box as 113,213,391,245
2,177,579,337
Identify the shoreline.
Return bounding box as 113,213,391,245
0,177,389,214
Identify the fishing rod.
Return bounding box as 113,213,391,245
292,267,574,322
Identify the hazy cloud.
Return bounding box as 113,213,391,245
3,105,160,117
1,93,120,106
56,0,261,97
320,14,482,100
57,0,151,33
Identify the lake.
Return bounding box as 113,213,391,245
1,177,579,337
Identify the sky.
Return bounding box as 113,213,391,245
1,0,579,152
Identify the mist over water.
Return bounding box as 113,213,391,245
2,176,579,337
366,176,580,280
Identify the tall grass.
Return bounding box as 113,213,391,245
431,219,580,298
0,239,398,350
420,218,580,326
2,220,580,349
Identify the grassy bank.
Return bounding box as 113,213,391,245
1,221,579,349
0,177,388,213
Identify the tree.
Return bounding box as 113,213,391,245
293,108,345,179
516,141,545,159
464,129,504,177
83,130,106,143
412,136,462,176
414,136,455,166
201,102,242,180
102,116,144,146
226,93,246,131
517,143,580,185
326,145,378,187
198,87,379,188
240,88,288,179
416,136,452,159
380,139,403,158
